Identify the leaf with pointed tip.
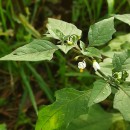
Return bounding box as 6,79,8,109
88,80,111,107
0,40,58,61
47,18,82,40
35,88,91,130
114,87,130,121
88,17,116,46
66,105,123,130
115,14,130,26
112,50,130,72
79,41,86,51
101,33,130,58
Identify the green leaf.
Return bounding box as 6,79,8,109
35,88,91,130
101,33,130,58
115,14,130,26
79,41,102,58
112,51,130,72
98,55,130,81
114,87,130,121
0,40,58,61
57,44,76,54
66,105,123,130
86,47,102,58
0,124,7,130
88,17,116,46
88,80,111,107
47,18,82,40
108,33,130,51
98,58,113,76
79,41,86,51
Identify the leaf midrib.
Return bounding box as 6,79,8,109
41,90,91,129
12,48,57,56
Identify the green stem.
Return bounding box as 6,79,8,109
97,69,108,79
72,49,125,91
85,57,119,90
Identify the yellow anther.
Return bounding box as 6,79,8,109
80,68,84,73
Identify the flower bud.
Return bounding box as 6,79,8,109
93,60,100,71
67,40,73,45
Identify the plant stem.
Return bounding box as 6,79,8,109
97,69,108,79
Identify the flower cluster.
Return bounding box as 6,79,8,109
78,60,100,72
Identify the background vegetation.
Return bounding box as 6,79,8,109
0,0,130,129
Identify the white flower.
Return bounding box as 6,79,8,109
78,61,86,72
93,60,100,71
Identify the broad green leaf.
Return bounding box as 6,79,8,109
80,41,102,58
88,17,116,46
112,51,130,72
88,80,111,107
114,87,130,121
0,40,58,61
35,88,91,130
115,14,130,26
47,18,82,40
0,124,7,130
85,47,102,58
67,105,123,130
101,33,130,58
57,44,77,54
108,33,130,51
98,58,112,76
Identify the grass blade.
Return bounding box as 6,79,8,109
20,67,38,115
26,62,54,103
